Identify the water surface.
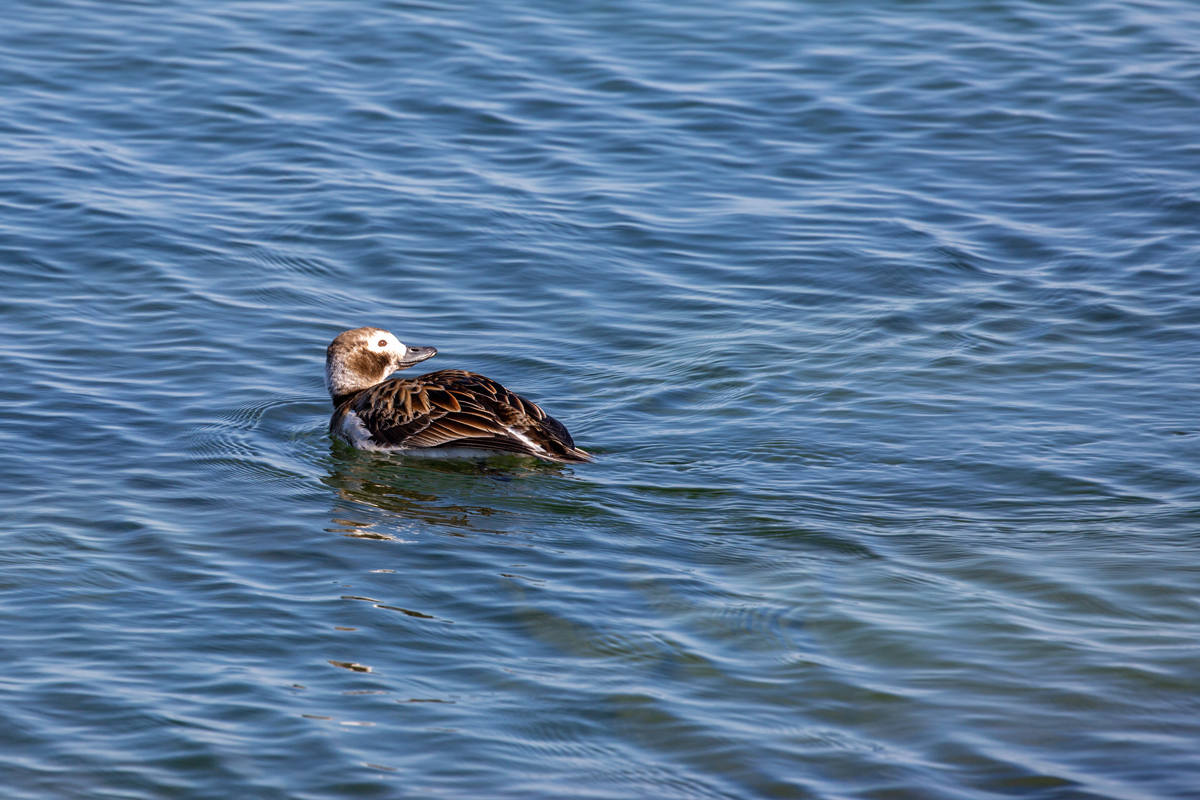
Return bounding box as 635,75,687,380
2,1,1199,798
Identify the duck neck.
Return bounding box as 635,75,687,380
325,354,391,403
331,388,366,408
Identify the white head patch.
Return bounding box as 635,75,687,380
363,330,407,360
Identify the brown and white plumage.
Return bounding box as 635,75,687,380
325,327,590,464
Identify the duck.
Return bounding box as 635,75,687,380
324,327,591,464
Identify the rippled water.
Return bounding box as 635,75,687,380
2,1,1199,797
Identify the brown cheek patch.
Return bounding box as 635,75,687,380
349,350,392,380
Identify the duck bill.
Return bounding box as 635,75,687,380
398,345,437,367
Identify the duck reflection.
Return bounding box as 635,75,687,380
319,443,568,538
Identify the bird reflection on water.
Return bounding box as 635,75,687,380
319,444,573,540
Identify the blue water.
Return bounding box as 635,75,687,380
2,1,1199,797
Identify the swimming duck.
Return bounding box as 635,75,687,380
324,327,590,464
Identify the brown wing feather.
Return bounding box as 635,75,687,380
346,369,590,463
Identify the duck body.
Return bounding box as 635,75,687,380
325,327,590,464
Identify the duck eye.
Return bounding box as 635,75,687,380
378,340,387,347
